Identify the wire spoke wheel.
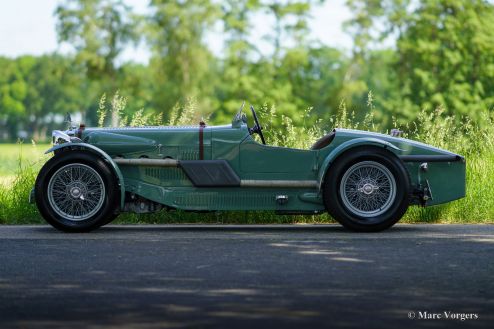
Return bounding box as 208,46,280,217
47,163,106,221
340,161,396,218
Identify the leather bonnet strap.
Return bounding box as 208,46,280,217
199,121,206,160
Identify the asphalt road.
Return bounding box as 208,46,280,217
0,224,493,329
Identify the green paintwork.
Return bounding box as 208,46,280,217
43,113,466,212
317,137,401,188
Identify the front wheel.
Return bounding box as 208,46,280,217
323,147,410,232
35,151,120,232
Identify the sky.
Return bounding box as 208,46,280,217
0,0,353,64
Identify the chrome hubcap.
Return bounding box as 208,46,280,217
359,183,378,195
70,187,82,198
47,164,105,221
340,161,396,217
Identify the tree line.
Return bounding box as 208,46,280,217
1,0,493,141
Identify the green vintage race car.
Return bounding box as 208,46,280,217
31,104,465,232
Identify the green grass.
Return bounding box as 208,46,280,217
1,96,493,225
403,152,494,223
0,143,50,184
3,148,492,226
0,143,50,224
0,139,492,225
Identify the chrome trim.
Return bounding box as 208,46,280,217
112,158,318,188
240,180,318,188
113,158,179,167
52,130,72,145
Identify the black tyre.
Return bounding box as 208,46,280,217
35,151,120,232
104,213,120,225
323,147,410,232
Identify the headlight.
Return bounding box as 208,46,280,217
52,130,72,145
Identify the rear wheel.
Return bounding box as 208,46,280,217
35,151,119,232
323,147,410,232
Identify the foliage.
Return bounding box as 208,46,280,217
1,0,493,158
3,0,494,224
344,0,494,120
2,0,352,142
0,163,41,224
396,0,494,118
0,54,91,140
111,93,494,224
1,93,493,224
56,0,138,81
0,142,48,224
145,0,221,113
0,142,49,179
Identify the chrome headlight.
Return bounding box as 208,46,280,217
52,130,72,145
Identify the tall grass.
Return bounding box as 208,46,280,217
0,142,48,224
1,92,493,224
402,108,494,223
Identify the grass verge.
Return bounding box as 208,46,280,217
1,96,493,225
1,142,492,225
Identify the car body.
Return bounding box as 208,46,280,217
32,106,466,232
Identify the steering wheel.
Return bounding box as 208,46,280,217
249,105,266,145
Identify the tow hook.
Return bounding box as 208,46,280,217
420,180,433,206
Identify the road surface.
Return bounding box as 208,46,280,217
0,224,493,328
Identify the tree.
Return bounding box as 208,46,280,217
23,54,92,140
0,57,29,139
345,0,494,121
145,0,221,116
55,0,137,82
55,0,139,125
397,0,494,118
0,55,90,140
217,0,331,125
